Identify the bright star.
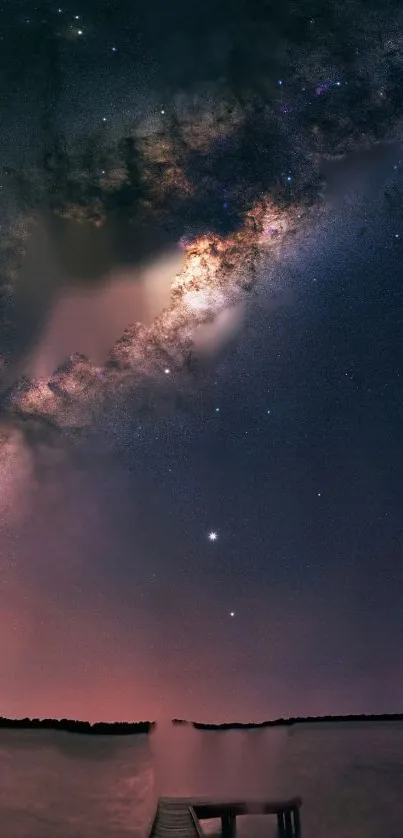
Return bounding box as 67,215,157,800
164,368,170,374
208,531,218,541
230,611,235,618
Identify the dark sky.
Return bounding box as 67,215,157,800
1,0,403,722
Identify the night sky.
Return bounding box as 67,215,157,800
1,0,403,722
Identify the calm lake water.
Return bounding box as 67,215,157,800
1,722,403,838
0,729,154,838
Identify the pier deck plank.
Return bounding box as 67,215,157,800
149,797,302,838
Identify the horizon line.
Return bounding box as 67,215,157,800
0,711,403,734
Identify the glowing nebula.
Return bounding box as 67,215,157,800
2,196,303,433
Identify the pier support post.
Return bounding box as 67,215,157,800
293,806,301,837
284,811,293,836
221,813,236,838
277,812,286,837
277,808,301,838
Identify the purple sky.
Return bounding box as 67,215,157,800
1,0,403,723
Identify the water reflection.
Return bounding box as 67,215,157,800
0,728,154,838
2,720,403,837
149,721,287,800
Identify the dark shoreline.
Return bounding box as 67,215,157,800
1,713,403,736
0,717,154,735
188,713,403,730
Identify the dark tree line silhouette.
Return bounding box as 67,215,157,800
1,713,402,736
0,717,153,735
178,713,403,730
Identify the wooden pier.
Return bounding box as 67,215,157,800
149,796,302,838
149,797,204,838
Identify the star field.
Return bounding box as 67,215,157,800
0,0,403,722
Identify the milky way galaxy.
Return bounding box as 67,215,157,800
1,0,403,723
2,193,301,432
